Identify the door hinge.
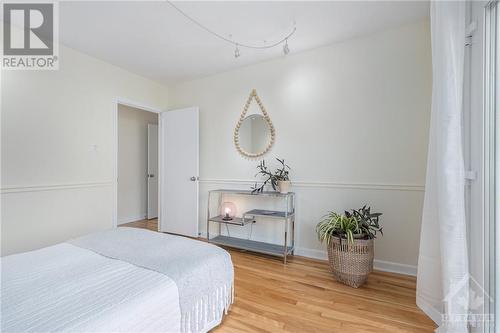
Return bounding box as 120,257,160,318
465,21,477,47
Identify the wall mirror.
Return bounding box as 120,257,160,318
234,89,275,158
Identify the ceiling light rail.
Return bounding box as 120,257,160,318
166,1,296,57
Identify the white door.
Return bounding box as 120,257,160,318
160,107,199,237
147,124,158,219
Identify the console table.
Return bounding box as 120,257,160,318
206,189,295,264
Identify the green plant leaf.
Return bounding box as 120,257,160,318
316,206,383,245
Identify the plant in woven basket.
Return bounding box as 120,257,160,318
316,206,382,288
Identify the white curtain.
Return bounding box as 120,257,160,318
416,1,468,332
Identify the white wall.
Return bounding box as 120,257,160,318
1,19,431,274
1,45,168,256
169,21,432,274
117,105,158,224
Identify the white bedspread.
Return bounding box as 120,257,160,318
70,228,234,333
1,243,181,333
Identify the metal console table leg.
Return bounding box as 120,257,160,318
284,195,289,264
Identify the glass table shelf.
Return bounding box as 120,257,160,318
207,189,296,264
209,189,295,197
210,235,294,257
208,215,248,226
244,209,295,219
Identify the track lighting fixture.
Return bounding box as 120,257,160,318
166,1,296,59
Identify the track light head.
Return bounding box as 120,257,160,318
283,39,290,55
234,45,240,58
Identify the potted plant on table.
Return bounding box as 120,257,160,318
274,158,291,194
252,158,291,194
316,206,383,288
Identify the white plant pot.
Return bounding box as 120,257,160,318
278,180,291,194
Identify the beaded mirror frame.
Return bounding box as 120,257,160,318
234,89,275,158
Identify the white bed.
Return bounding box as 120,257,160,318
1,228,234,333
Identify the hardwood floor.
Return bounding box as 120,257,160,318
121,218,159,232
120,219,436,332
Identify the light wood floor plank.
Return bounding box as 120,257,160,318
121,219,436,332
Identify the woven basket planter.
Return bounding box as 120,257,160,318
327,237,374,288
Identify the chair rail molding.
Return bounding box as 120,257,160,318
198,178,425,192
1,181,113,194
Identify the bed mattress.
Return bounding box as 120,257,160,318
1,243,181,332
1,228,234,333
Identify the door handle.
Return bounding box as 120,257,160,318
148,174,155,178
190,176,199,181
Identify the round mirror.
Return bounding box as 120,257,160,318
237,115,272,155
234,89,275,158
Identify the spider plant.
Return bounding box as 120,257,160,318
316,206,383,244
316,212,360,245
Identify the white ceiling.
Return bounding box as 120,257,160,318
59,1,429,85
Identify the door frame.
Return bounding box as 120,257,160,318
112,98,162,229
469,1,497,331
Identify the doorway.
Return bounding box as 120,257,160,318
116,103,159,228
112,101,200,237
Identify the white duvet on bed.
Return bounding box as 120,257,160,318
70,228,234,333
1,243,181,333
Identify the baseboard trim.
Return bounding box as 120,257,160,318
1,181,113,194
294,247,416,276
294,247,328,260
118,214,147,225
416,296,442,325
373,259,417,276
199,178,424,192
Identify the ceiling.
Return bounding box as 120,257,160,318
59,1,429,85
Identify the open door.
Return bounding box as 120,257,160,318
159,107,199,237
147,124,158,219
